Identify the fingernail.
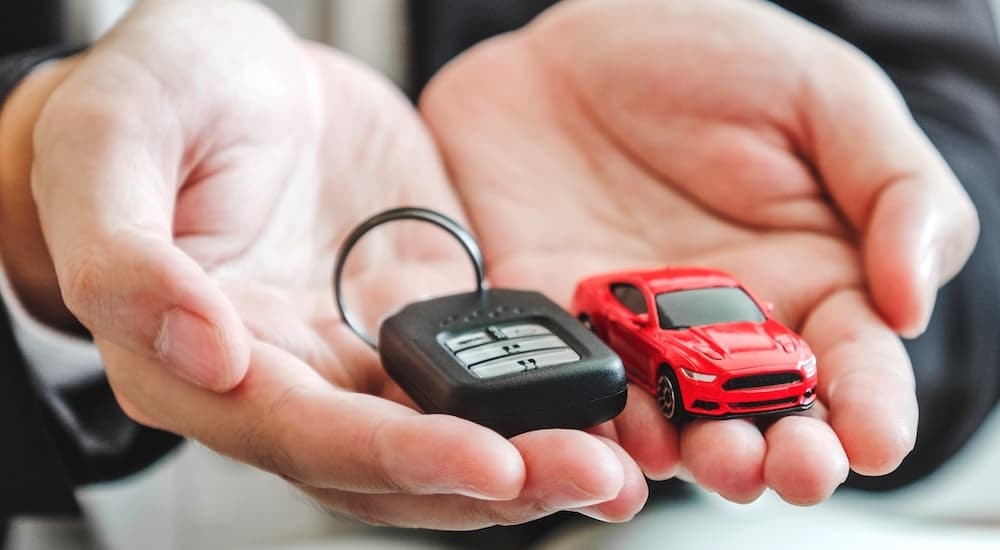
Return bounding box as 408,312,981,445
156,308,228,390
542,481,615,511
903,252,939,338
447,485,509,501
573,507,614,522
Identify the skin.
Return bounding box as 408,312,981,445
420,0,978,504
0,0,978,529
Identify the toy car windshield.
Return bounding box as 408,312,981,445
655,286,765,329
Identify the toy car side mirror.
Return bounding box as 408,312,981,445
632,312,650,326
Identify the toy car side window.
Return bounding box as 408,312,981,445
610,283,648,315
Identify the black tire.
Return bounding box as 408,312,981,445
656,367,686,422
577,313,594,331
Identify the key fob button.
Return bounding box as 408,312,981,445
525,348,583,368
469,358,529,379
497,323,552,339
455,334,567,366
378,288,627,436
443,331,493,352
471,348,582,378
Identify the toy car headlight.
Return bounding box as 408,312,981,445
680,368,717,383
798,355,817,378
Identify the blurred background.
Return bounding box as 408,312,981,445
3,1,1000,549
4,0,561,97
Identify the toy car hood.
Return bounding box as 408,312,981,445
656,319,803,373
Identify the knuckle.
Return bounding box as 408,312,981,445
33,97,133,176
37,88,140,143
241,421,298,482
60,246,113,325
237,384,310,484
365,419,404,493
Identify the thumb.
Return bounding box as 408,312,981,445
30,76,250,391
803,47,979,336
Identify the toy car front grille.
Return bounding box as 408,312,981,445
723,372,802,391
730,396,798,409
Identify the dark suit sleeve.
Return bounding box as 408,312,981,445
0,290,180,520
0,303,78,517
0,49,181,519
771,0,1000,490
408,0,559,97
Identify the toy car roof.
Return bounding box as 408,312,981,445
587,267,742,294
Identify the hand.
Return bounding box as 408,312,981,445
420,0,978,504
0,0,645,528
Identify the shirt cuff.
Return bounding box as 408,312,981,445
0,45,84,108
0,45,101,388
0,255,102,388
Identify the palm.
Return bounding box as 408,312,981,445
70,0,973,527
420,0,923,503
92,11,646,527
109,44,471,423
180,46,468,400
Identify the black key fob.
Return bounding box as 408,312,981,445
334,207,627,437
379,288,627,437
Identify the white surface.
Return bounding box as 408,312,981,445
538,490,1000,550
7,1,1000,549
534,407,1000,550
0,256,102,387
23,417,992,550
848,405,1000,522
75,444,366,550
64,0,132,45
16,405,987,550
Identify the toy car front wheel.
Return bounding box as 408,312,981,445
577,313,594,331
657,367,685,422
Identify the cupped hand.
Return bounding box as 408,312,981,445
3,0,645,529
420,0,978,505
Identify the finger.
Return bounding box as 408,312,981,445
680,419,766,503
803,46,978,335
31,72,249,391
572,436,648,523
303,431,635,529
801,288,917,475
864,181,978,337
102,339,526,499
613,385,681,480
507,430,627,515
763,415,848,505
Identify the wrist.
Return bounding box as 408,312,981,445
0,55,82,331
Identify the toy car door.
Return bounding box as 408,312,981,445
606,282,656,371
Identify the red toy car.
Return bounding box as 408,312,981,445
572,267,817,421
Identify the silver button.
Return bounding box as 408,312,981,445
521,348,581,368
471,348,582,378
443,331,493,352
498,323,552,339
456,335,566,366
469,358,526,378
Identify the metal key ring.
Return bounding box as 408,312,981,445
333,207,487,350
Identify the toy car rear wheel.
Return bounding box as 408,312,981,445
657,367,685,422
577,313,594,331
